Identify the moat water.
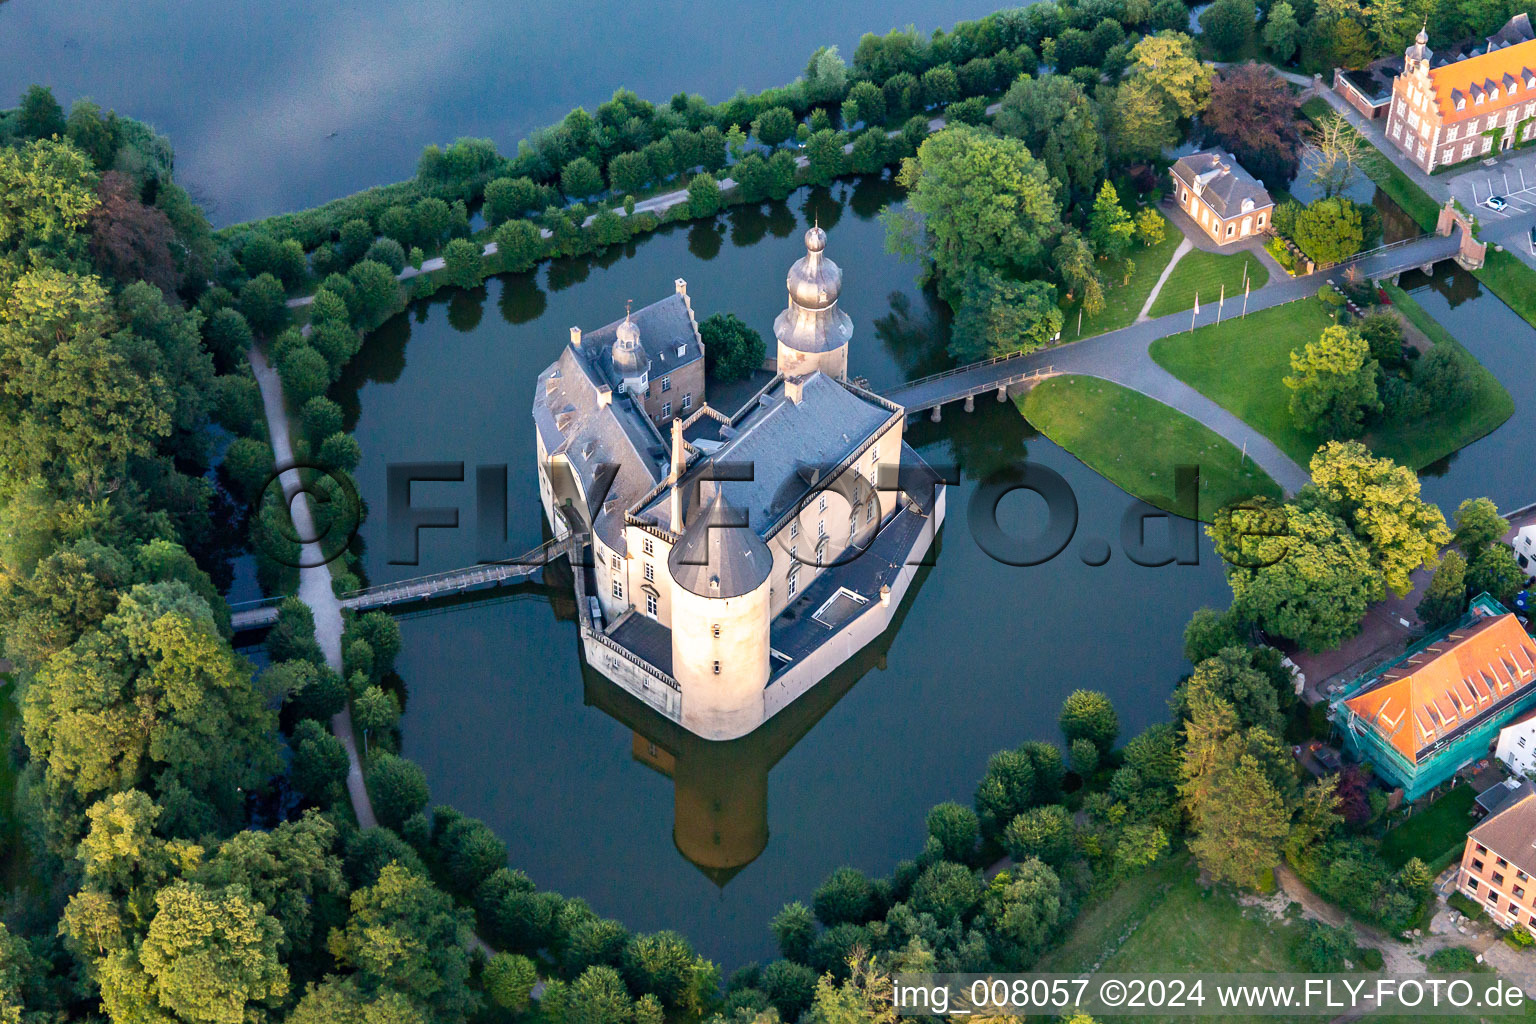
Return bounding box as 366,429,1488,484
10,1,1536,966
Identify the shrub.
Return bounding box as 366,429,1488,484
238,273,289,336
363,237,406,274
442,237,485,289
485,952,538,1011
687,173,722,218
366,752,429,828
301,396,345,444
1427,946,1482,972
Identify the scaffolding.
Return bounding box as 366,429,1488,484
1330,594,1535,800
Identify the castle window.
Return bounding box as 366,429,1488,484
646,593,658,616
643,537,653,556
788,566,799,596
713,661,720,675
712,623,721,638
818,494,827,513
818,518,826,538
611,554,621,572
867,500,876,524
612,578,623,600
644,562,655,583
661,401,671,419
790,521,799,539
660,375,671,392
849,512,858,537
681,394,691,411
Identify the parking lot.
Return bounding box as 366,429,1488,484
1444,149,1536,223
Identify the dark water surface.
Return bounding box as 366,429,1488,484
333,180,1237,965
0,0,998,225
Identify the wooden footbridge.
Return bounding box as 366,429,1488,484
229,535,569,631
879,361,1060,419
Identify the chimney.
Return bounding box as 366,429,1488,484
596,385,612,408
784,376,805,405
675,278,687,297
570,326,582,348
669,418,685,533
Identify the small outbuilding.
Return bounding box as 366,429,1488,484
1169,150,1274,246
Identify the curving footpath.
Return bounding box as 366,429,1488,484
247,346,378,830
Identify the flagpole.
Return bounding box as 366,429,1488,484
1191,291,1199,332
1217,282,1225,325
1242,275,1250,318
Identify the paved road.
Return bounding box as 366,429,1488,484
882,231,1464,496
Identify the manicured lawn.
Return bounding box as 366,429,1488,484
1475,248,1536,332
1150,296,1513,470
1021,376,1282,521
1300,97,1442,232
1148,248,1269,318
1379,784,1477,870
1059,210,1185,340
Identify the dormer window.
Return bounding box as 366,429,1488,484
1477,92,1486,104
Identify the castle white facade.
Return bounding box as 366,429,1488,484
532,228,946,740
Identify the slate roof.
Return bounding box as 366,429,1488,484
533,345,665,550
638,372,898,539
1478,777,1536,817
1345,612,1536,762
1467,791,1536,879
584,292,703,389
668,487,774,599
1170,150,1274,220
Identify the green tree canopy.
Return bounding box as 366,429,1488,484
700,312,767,383
1292,197,1364,265
1059,689,1119,751
949,269,1062,362
994,75,1105,202
1284,325,1381,440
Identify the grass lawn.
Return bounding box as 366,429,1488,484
1378,784,1477,869
1148,249,1269,319
1021,376,1282,520
1300,97,1443,232
1150,296,1513,470
1475,248,1536,332
1059,211,1185,340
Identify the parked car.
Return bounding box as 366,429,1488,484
1485,195,1509,211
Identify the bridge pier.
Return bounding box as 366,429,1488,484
964,394,974,412
1421,263,1434,276
929,405,941,422
996,385,1008,402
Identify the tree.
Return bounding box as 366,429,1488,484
88,171,180,294
804,129,847,185
442,238,484,290
1060,690,1119,752
0,137,98,266
1069,737,1100,776
621,931,712,1012
347,259,403,331
974,748,1038,837
762,959,818,1021
494,219,546,274
435,814,508,897
1264,1,1304,61
1204,64,1304,187
1180,696,1292,888
485,953,538,1012
1135,209,1166,247
1467,544,1524,605
18,84,67,139
771,901,816,961
909,861,981,926
1178,646,1285,734
279,343,331,406
366,752,429,828
1453,497,1508,558
687,174,722,218
1305,112,1369,198
329,863,476,1023
1201,0,1258,59
291,719,349,804
1131,32,1213,117
607,152,651,196
239,272,290,336
1110,76,1180,161
1416,551,1468,628
752,107,796,148
950,271,1062,361
1305,441,1450,597
365,237,407,274
979,860,1064,968
1330,17,1376,69
1210,500,1378,651
1183,606,1248,663
1002,805,1074,867
560,157,604,200
926,802,980,862
812,866,876,926
700,312,766,383
119,881,289,1024
1089,181,1135,260
887,125,1061,304
1292,197,1364,265
995,74,1106,201
1284,325,1381,439
804,45,850,103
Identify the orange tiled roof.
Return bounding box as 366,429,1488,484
1429,37,1536,121
1345,613,1536,762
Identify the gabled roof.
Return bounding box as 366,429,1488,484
584,292,703,388
1467,790,1536,878
1477,777,1536,817
1429,33,1536,120
1169,150,1274,220
1346,613,1536,763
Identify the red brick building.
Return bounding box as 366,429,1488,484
1385,16,1536,172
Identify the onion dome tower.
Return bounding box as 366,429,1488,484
1405,23,1433,76
611,307,649,395
668,485,772,739
772,225,853,380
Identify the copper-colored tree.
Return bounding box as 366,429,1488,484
88,171,180,295
1203,63,1304,189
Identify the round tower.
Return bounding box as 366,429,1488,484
668,486,772,739
611,311,649,395
1405,24,1433,77
772,225,853,380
